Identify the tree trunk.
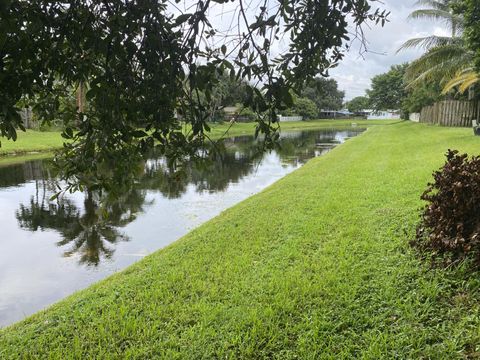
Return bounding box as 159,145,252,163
76,81,85,113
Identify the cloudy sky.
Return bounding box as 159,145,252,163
330,0,450,100
173,0,451,101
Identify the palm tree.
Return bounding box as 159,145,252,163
402,0,463,41
443,68,479,94
404,39,474,88
398,0,478,94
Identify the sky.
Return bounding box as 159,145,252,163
330,0,451,100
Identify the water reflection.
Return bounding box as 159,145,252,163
142,129,351,198
16,189,149,266
11,129,361,267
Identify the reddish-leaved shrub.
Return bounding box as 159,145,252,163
415,149,480,265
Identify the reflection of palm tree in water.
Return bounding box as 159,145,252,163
16,186,148,266
55,190,129,266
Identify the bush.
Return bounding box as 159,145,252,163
414,150,480,266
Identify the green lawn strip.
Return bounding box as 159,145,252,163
0,131,64,155
3,122,480,358
207,119,398,138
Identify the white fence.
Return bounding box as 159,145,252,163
278,115,303,122
409,113,420,122
367,111,401,120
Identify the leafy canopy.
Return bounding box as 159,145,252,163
301,77,345,112
402,82,442,114
0,0,388,193
346,96,369,113
283,96,318,120
367,64,408,111
464,0,480,73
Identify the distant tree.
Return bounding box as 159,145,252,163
294,98,318,119
211,74,249,108
402,83,442,114
302,78,345,112
284,97,318,119
346,96,370,113
367,64,408,110
201,74,250,122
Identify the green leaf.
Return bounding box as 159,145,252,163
174,14,192,26
132,130,148,138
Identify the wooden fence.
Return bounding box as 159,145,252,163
420,100,480,127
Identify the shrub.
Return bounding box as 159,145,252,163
414,149,480,265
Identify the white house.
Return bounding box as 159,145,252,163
278,115,303,122
366,110,401,120
319,109,354,118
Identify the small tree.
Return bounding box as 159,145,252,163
346,96,369,113
414,150,480,267
302,77,345,112
401,83,442,115
367,64,408,111
285,97,318,120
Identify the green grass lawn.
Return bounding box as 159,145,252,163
3,121,480,358
206,119,399,138
0,131,64,155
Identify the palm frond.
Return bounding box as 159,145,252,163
409,9,455,22
442,69,479,94
397,35,456,53
408,10,464,32
405,45,474,87
406,50,471,82
413,0,451,11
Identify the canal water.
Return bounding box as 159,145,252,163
0,128,363,327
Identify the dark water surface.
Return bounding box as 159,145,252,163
0,128,363,327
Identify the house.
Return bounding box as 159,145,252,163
222,106,252,122
319,109,354,119
366,109,401,120
277,115,303,122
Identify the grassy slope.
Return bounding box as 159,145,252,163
0,131,64,155
2,121,480,359
206,119,398,138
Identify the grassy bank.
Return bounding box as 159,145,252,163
3,122,480,358
0,131,64,156
207,119,399,138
